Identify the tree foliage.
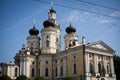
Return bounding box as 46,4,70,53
64,76,73,80
98,65,106,76
16,75,28,80
114,55,120,80
35,76,44,80
0,75,11,80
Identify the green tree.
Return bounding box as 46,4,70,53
101,65,106,76
0,75,11,80
35,76,44,80
16,75,28,80
64,76,73,80
114,55,120,80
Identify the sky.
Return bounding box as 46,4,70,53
0,0,120,63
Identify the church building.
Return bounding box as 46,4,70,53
0,5,116,80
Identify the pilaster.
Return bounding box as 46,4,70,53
110,57,116,77
94,54,98,76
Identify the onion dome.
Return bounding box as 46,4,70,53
29,26,39,36
49,8,56,13
43,20,55,28
66,23,76,34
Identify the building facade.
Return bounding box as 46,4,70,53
0,6,116,80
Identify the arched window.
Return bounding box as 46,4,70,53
89,62,93,74
73,41,76,46
55,67,57,76
56,37,59,42
107,64,110,74
15,68,18,77
46,40,49,47
60,66,63,76
31,68,35,77
38,68,40,76
73,63,77,74
30,47,33,54
45,67,49,77
98,63,101,75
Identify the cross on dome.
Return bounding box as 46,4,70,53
51,2,53,9
33,19,36,27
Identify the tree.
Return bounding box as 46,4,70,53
0,75,11,80
64,76,73,80
35,76,44,80
98,65,106,76
101,65,106,76
16,75,28,80
114,55,120,80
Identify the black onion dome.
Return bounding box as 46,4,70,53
49,8,56,13
43,20,55,28
29,27,39,36
66,24,76,34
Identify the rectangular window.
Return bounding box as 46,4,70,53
38,68,40,76
98,55,101,60
56,38,58,42
89,54,92,58
46,40,49,47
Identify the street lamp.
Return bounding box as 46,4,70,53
96,75,100,80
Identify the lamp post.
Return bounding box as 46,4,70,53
82,36,86,80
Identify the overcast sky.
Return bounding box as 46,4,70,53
0,0,120,63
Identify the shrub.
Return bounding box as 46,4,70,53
16,75,28,80
35,76,44,80
64,76,73,80
0,75,11,80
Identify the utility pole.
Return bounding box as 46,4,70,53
82,36,86,80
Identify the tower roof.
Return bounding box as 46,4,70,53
65,23,76,34
43,20,55,28
29,22,39,36
49,8,56,13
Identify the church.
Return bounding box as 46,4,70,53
0,5,116,80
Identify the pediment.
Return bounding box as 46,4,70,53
91,43,108,50
87,41,115,53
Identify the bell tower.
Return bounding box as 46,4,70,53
27,21,40,55
64,22,79,49
41,3,61,54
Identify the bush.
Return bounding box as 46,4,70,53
0,75,11,80
64,76,73,80
35,76,44,80
16,75,28,80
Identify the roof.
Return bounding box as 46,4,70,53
86,40,115,53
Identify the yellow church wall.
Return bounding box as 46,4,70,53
66,47,84,77
38,55,53,78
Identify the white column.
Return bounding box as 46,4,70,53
25,58,27,76
85,53,89,76
94,54,98,75
103,56,108,77
20,59,22,75
110,57,115,77
24,58,26,75
26,58,29,77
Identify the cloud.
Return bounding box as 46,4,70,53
105,26,120,33
60,7,120,26
67,10,85,23
97,16,114,23
109,11,120,17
